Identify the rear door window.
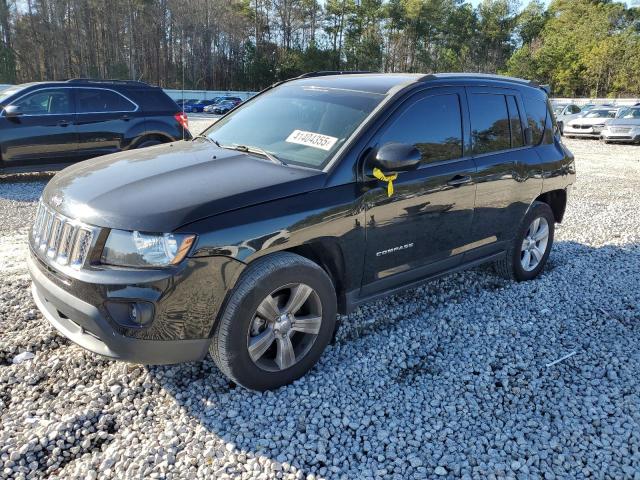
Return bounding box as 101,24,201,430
379,93,463,165
469,93,511,154
76,89,136,114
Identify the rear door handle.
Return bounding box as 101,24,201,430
121,114,130,121
57,120,70,127
447,175,472,187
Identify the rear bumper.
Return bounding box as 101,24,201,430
28,253,210,365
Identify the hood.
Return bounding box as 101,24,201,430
43,141,325,232
569,116,610,126
606,118,640,127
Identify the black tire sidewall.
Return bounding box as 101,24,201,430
218,260,336,391
512,203,555,281
136,139,162,149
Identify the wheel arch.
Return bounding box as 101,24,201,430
283,239,348,313
535,189,567,223
132,132,173,148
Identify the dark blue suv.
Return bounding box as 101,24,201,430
0,79,191,173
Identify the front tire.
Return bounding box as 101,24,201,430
495,201,555,281
210,252,337,391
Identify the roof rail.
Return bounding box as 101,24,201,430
297,71,373,79
419,73,537,88
66,78,150,87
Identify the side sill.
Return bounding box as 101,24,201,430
343,251,506,314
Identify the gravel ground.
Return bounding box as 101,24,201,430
1,138,639,479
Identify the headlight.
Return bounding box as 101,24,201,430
101,230,196,267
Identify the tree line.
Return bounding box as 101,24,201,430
0,0,637,97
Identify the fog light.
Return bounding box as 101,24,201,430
105,300,155,328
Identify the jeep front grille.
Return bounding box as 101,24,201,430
31,200,99,269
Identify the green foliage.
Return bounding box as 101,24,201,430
1,0,638,96
507,0,640,96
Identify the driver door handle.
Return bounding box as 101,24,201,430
447,175,472,187
57,120,70,127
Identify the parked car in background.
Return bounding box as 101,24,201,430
203,96,243,113
563,107,615,139
601,106,640,144
580,103,613,113
211,99,242,114
0,79,191,173
184,99,218,113
28,72,574,390
553,103,582,134
176,98,198,110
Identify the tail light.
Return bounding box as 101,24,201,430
174,112,189,131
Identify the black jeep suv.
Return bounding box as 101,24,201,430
0,79,190,173
28,72,575,390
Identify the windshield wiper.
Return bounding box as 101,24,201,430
193,134,220,147
228,144,287,166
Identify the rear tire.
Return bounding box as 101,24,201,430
136,139,163,149
494,201,555,281
210,252,337,391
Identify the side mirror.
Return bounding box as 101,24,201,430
368,142,421,173
4,105,22,118
524,127,534,145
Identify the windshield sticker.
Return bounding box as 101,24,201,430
285,130,338,151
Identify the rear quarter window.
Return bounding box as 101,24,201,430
523,95,548,145
127,89,179,113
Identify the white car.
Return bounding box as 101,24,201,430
563,108,615,139
601,106,640,144
552,103,582,135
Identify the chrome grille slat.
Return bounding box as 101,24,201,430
40,212,54,252
56,223,75,265
47,217,63,258
30,200,99,270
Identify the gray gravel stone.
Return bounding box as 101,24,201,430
1,138,639,479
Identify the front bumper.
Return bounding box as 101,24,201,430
601,131,640,143
28,250,245,364
563,127,602,138
29,253,210,364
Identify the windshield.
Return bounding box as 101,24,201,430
554,105,567,115
0,85,28,105
584,109,611,118
619,107,640,119
203,84,385,169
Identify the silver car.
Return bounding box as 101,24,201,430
563,108,616,139
553,103,582,134
601,106,640,144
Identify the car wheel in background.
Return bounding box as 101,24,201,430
136,139,163,149
494,201,555,282
210,252,337,391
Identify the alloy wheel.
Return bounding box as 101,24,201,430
247,283,322,372
520,216,549,271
